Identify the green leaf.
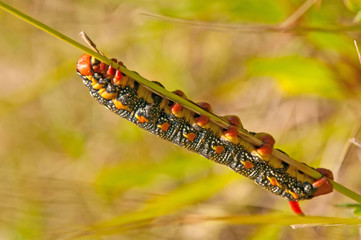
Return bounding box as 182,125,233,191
246,56,343,99
336,203,361,216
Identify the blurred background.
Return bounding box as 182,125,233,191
1,0,361,239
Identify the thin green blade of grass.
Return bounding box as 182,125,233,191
1,0,361,205
141,11,361,33
202,215,361,226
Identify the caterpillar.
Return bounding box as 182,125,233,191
76,54,334,215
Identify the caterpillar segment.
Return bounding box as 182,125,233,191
76,54,333,215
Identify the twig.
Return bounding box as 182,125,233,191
354,40,361,65
350,138,361,148
80,31,105,56
140,10,361,33
279,0,320,29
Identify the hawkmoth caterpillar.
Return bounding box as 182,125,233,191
76,54,333,214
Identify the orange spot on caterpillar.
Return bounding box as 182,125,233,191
158,122,170,131
198,102,212,112
107,65,116,77
242,160,254,169
173,90,186,98
93,83,105,90
224,126,238,138
226,115,241,127
287,190,299,200
223,126,239,143
106,58,119,79
195,115,209,127
260,134,275,146
112,99,131,111
101,91,118,100
136,114,148,123
112,70,123,85
171,103,183,115
98,88,106,95
76,54,93,76
212,145,225,154
256,145,273,158
184,132,197,141
99,62,109,75
90,78,97,86
254,133,275,159
267,176,279,186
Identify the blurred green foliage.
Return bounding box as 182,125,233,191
246,55,342,99
1,0,361,239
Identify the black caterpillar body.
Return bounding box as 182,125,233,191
76,54,324,202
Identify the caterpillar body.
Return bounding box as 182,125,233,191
76,54,333,211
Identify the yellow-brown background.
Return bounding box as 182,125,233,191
1,0,361,239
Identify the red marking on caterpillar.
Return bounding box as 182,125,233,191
76,54,334,215
225,115,241,127
76,54,92,76
288,201,304,216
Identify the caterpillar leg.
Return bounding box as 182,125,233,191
253,133,275,160
288,201,304,216
312,168,334,197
